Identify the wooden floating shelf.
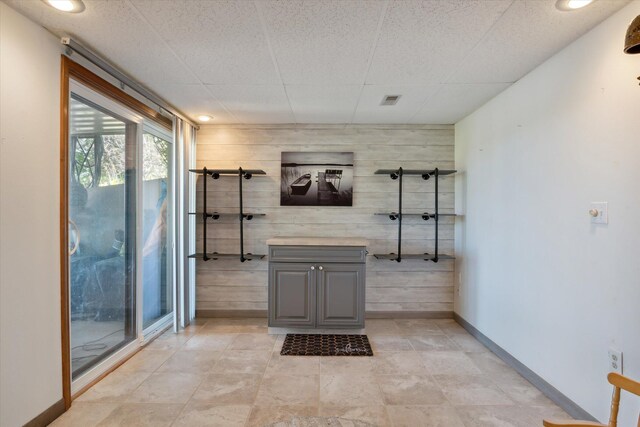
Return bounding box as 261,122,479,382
188,253,266,260
373,253,455,261
189,212,266,220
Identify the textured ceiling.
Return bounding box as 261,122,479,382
6,0,629,124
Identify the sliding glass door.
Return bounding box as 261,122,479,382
67,78,174,387
68,92,138,379
141,128,173,330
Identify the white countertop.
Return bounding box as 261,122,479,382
266,237,368,247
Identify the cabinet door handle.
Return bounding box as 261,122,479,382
310,266,315,270
318,266,323,271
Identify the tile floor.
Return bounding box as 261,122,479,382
51,318,572,427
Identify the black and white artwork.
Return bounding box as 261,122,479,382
280,152,353,206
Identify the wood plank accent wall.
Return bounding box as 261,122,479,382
195,125,455,314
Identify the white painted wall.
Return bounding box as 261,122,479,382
455,1,640,424
0,3,64,426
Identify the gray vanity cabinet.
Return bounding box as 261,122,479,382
269,263,315,327
268,244,366,329
317,263,365,327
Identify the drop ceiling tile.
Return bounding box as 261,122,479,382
409,83,510,124
450,0,630,84
286,85,363,123
206,85,294,124
366,0,512,85
153,84,237,124
352,85,440,124
259,0,385,84
5,0,198,86
130,0,280,85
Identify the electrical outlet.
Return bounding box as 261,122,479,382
608,348,623,374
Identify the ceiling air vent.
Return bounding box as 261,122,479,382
381,95,401,106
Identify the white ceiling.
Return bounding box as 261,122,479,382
6,0,629,124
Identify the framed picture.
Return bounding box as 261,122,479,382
280,152,353,206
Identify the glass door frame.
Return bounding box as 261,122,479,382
60,57,175,408
67,80,142,392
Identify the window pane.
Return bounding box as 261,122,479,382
68,95,136,379
142,132,172,328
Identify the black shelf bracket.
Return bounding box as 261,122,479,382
434,168,439,263
397,168,403,262
189,166,266,262
202,167,209,261
373,167,456,263
239,167,245,262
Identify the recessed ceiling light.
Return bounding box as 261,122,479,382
42,0,85,13
198,115,213,122
556,0,594,11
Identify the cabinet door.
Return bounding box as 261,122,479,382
317,263,364,327
269,263,316,327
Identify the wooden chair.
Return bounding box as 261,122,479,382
543,373,640,427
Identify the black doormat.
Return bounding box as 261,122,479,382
280,334,373,356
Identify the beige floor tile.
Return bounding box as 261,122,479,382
229,333,277,351
145,333,192,350
246,405,319,427
190,318,211,326
493,373,555,406
434,319,468,336
117,349,175,373
203,318,268,334
376,375,447,405
67,318,563,427
172,402,251,427
530,404,573,422
407,335,460,351
466,351,517,380
448,334,489,353
319,374,384,406
386,405,465,427
368,335,413,351
319,405,391,427
127,373,201,403
372,351,427,375
50,402,119,427
95,403,182,427
274,334,286,347
394,319,444,335
156,349,222,373
191,373,261,405
455,405,547,427
266,352,321,376
183,333,236,351
211,350,272,374
76,371,151,403
364,319,402,335
418,351,482,375
320,356,375,375
255,373,319,406
433,374,514,406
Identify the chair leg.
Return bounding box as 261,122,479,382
609,386,621,427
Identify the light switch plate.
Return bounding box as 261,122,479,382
590,202,608,224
